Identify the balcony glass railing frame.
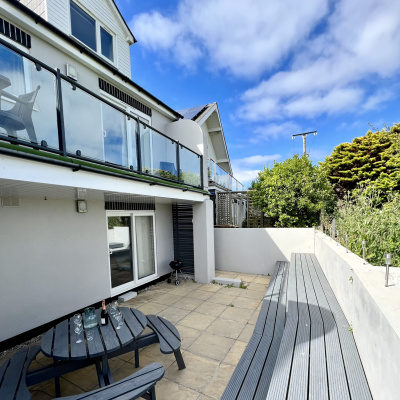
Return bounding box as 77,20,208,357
0,38,204,190
208,157,244,191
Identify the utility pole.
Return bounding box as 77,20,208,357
292,131,317,156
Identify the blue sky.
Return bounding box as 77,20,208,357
115,0,400,187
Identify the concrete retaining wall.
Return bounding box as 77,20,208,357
214,228,314,275
315,232,400,400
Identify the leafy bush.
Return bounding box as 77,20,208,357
333,189,400,267
251,155,335,227
322,123,400,198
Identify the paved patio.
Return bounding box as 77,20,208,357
26,270,270,400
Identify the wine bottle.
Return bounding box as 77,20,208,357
101,300,109,326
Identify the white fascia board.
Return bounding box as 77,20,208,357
0,155,206,202
196,103,232,175
105,0,135,44
0,3,177,121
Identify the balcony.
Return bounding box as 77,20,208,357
208,159,243,191
0,39,203,191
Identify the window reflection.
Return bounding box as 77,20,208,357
108,216,134,288
70,1,96,51
101,27,113,61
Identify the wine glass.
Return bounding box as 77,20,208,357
110,300,118,315
73,314,82,325
74,321,83,343
114,310,123,329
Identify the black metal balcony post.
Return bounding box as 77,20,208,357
200,155,204,189
176,141,181,184
136,119,142,174
56,69,67,156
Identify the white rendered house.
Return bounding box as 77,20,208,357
0,0,239,342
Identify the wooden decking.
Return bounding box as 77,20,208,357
223,253,372,400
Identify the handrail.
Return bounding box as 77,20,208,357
208,158,243,190
0,39,204,189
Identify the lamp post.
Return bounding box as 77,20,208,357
385,254,392,287
345,234,349,253
362,241,367,264
336,230,339,246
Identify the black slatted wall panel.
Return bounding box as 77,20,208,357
172,204,194,275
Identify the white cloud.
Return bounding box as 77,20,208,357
234,154,281,165
246,122,301,142
237,0,400,120
131,0,329,78
231,153,281,186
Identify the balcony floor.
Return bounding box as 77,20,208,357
21,271,270,399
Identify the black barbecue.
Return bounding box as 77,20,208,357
168,260,184,285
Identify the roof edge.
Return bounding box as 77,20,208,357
5,0,182,119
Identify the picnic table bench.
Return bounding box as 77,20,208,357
223,253,372,400
0,346,163,400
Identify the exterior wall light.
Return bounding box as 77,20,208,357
77,200,88,213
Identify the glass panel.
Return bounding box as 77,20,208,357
216,164,228,188
102,103,129,167
62,80,135,168
208,159,215,181
108,216,133,288
140,124,178,181
180,146,201,187
101,27,113,61
135,216,155,279
70,1,96,51
62,80,103,160
0,43,58,148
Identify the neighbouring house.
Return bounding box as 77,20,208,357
177,103,246,227
0,0,241,342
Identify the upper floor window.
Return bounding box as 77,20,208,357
70,1,96,51
100,27,113,62
70,1,114,63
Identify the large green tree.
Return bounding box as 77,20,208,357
323,124,400,198
251,155,335,227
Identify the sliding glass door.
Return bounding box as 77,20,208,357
107,211,156,294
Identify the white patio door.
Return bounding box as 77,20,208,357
107,211,157,295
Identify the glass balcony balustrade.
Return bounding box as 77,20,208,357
62,79,134,169
0,41,203,189
179,145,202,187
0,43,58,149
139,123,178,181
208,158,244,191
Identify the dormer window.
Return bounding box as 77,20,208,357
70,1,96,51
70,1,114,63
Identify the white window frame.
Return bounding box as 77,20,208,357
107,210,158,297
69,1,116,66
99,25,115,63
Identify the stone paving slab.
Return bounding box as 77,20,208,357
22,271,269,400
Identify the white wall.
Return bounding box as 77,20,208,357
214,228,315,275
315,232,400,400
20,0,47,18
0,197,110,341
154,203,174,277
193,200,215,283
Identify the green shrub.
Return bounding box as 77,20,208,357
333,189,400,266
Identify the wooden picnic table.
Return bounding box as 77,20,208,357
38,307,147,395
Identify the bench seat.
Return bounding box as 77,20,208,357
55,362,164,400
221,261,288,400
0,346,40,400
